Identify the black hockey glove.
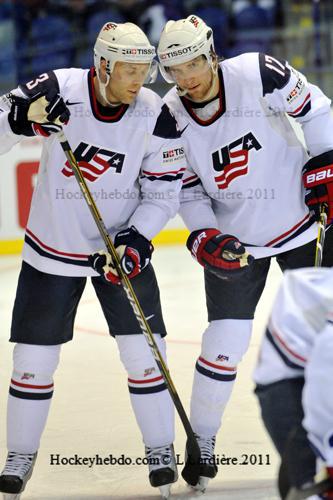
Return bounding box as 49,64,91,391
187,228,254,279
89,226,154,285
7,89,70,137
302,150,333,224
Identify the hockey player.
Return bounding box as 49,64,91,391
0,22,185,499
254,268,333,499
157,15,333,492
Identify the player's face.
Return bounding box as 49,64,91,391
107,62,150,104
168,56,215,101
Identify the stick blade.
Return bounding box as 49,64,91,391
181,437,201,486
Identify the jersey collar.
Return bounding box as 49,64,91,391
180,67,226,126
88,68,129,122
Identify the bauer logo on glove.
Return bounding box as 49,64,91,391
302,149,333,223
187,228,254,279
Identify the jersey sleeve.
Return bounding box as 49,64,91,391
128,104,186,240
179,164,218,231
303,319,333,466
258,53,333,156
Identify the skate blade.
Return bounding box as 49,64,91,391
3,494,21,500
191,476,210,493
159,483,171,499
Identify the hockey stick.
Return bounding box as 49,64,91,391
314,203,328,267
285,477,332,500
56,130,201,485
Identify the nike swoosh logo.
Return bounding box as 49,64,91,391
146,314,155,321
179,124,189,135
65,100,83,106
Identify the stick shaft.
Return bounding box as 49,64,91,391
315,204,328,267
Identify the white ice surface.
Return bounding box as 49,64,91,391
0,247,283,499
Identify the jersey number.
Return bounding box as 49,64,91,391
264,55,286,77
26,74,49,90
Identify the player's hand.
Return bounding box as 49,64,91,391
7,90,70,137
187,228,254,279
89,227,153,284
302,150,333,224
89,249,120,285
114,226,153,279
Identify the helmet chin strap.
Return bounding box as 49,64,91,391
176,85,188,97
199,70,219,102
96,69,122,107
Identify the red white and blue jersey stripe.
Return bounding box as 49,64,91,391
254,267,333,385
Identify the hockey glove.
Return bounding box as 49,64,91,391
302,150,333,224
89,226,153,285
319,467,333,499
8,89,70,137
187,228,254,279
89,249,120,285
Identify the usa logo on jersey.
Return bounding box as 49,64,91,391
212,132,262,190
62,142,125,182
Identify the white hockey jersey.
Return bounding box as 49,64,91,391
303,318,333,466
164,53,333,258
0,68,186,276
253,267,333,465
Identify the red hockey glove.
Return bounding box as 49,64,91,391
302,150,333,224
89,227,153,285
187,228,254,279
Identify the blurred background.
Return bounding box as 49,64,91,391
0,0,333,98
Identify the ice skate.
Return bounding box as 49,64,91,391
145,444,178,499
0,452,37,499
190,435,217,493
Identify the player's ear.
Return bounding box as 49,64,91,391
98,58,108,84
211,51,219,72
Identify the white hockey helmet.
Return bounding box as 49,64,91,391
94,22,158,86
157,15,216,83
